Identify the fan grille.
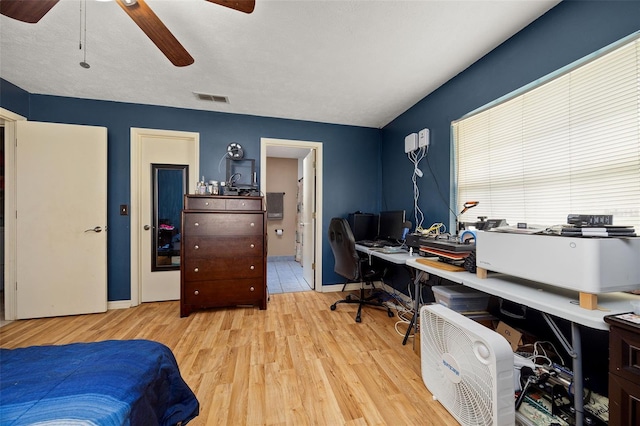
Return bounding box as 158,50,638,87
420,304,514,426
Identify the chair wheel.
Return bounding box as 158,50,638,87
330,304,337,311
387,310,394,317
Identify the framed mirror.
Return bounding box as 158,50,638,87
151,164,188,271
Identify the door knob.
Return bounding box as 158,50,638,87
144,225,151,230
84,226,102,233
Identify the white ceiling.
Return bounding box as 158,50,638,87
0,0,560,128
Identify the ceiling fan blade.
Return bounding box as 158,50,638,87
206,0,255,14
0,0,59,23
115,0,194,67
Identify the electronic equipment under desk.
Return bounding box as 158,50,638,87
405,257,639,425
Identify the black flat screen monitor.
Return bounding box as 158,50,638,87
348,213,378,241
377,210,406,241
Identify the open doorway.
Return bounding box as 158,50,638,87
260,138,323,293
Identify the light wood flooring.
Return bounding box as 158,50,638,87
0,291,457,425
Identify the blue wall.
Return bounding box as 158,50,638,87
3,0,640,300
382,0,640,230
1,90,382,299
0,79,29,118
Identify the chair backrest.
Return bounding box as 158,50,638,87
328,217,360,281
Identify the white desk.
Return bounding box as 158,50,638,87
406,257,638,330
405,256,640,424
355,244,415,265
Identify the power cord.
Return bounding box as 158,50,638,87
426,154,459,221
415,222,446,236
407,146,427,231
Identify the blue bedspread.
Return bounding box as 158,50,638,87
0,340,199,425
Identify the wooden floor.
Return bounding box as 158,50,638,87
0,291,457,425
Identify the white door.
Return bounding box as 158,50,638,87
16,121,107,319
131,128,199,303
302,150,316,288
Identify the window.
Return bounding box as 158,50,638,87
452,32,640,229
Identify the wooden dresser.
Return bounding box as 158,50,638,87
604,313,640,426
180,195,267,317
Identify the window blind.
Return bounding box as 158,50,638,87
453,32,640,228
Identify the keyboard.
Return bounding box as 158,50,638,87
357,239,400,248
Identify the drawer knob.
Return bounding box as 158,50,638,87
242,202,246,206
250,265,255,270
250,243,255,248
250,222,255,227
194,290,199,296
194,245,199,250
250,286,255,292
205,202,210,206
194,222,199,227
194,267,199,273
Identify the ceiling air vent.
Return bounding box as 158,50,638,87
193,92,229,103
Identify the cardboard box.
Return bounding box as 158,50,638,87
496,321,523,352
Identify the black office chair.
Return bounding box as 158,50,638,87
328,217,394,322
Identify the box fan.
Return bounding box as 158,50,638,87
420,304,515,426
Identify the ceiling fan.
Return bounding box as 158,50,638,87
0,0,255,67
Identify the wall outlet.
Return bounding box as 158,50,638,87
418,128,430,148
404,133,418,153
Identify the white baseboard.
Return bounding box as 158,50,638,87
107,300,132,310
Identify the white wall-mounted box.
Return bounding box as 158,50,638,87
404,133,418,153
476,231,640,293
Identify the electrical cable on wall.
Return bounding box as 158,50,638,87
407,145,427,231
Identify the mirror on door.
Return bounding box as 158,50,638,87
152,164,188,271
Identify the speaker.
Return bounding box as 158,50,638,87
347,213,378,241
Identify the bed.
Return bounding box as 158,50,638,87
0,339,199,425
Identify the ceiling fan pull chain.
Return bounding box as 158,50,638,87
79,0,90,69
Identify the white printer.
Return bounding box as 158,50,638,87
476,231,640,293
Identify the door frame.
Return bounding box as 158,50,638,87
1,107,27,321
260,138,323,292
130,128,199,307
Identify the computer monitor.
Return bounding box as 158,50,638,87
377,210,406,241
347,213,378,241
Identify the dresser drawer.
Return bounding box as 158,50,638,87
609,373,640,426
183,236,263,258
184,195,263,211
184,257,264,281
609,325,640,380
182,279,265,306
183,213,264,236
225,198,262,210
185,196,226,210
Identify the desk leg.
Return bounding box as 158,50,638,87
542,313,584,425
572,322,584,426
403,270,426,345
